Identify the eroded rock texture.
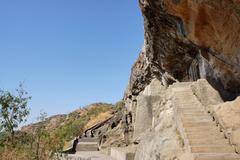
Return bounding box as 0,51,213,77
131,79,240,160
125,0,240,100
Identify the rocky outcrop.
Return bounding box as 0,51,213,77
117,2,240,159
125,0,240,101
209,97,240,153
127,79,240,160
133,79,189,160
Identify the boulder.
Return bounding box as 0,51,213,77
214,97,240,130
191,79,223,108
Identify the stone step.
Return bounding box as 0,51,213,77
174,94,196,97
76,142,99,152
175,95,194,98
171,88,192,92
187,133,225,140
183,122,216,127
176,99,197,101
180,113,209,117
177,107,207,111
181,111,206,115
179,110,206,114
176,103,201,106
172,88,192,92
176,98,200,101
171,82,193,87
180,109,205,113
191,146,235,153
181,115,212,119
181,117,213,122
180,112,209,117
177,107,207,114
79,138,99,142
182,116,211,120
179,110,205,113
178,108,205,111
174,92,195,94
194,154,240,160
175,94,196,96
181,115,211,119
67,151,113,160
175,97,198,100
172,85,193,89
182,120,213,124
185,128,220,135
187,135,224,142
189,138,229,145
184,124,219,129
172,85,192,88
184,126,221,132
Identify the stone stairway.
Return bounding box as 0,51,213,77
64,137,113,160
171,83,240,160
76,138,99,152
67,151,113,160
79,137,99,143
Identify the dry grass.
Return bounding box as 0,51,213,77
84,111,113,130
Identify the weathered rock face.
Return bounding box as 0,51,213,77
134,79,165,138
210,97,240,153
126,0,240,100
133,79,190,160
130,79,240,160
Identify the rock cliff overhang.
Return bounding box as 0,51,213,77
125,0,240,101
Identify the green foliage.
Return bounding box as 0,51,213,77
0,84,31,144
54,117,86,142
0,132,7,147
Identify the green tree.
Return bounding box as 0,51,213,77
0,84,31,145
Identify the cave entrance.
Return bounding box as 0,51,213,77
173,70,184,81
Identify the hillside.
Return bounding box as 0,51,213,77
21,103,115,135
0,102,124,160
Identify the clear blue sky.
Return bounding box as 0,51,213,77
0,0,143,124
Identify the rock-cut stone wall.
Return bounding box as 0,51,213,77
131,79,240,160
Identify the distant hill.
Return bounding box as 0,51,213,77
21,103,116,139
